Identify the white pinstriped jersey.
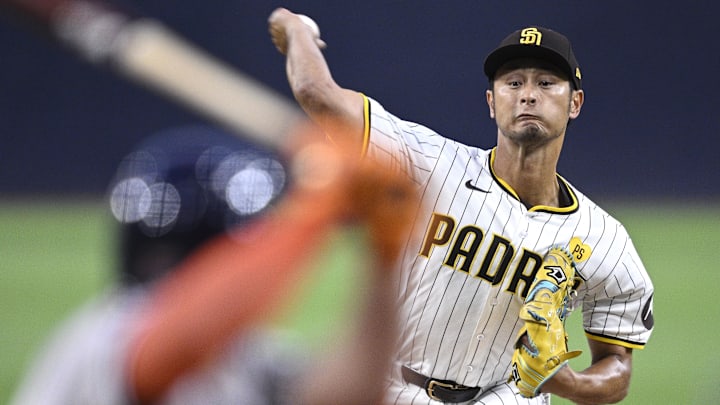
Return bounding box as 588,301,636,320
360,96,655,403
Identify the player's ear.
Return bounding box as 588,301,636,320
569,89,584,120
486,89,495,119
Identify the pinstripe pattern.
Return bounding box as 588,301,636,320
362,96,654,404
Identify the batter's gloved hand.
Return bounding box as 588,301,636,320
508,246,582,398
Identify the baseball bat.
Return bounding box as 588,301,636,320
0,0,303,149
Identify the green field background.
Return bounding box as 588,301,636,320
1,199,718,404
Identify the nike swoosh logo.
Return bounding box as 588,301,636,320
465,180,491,193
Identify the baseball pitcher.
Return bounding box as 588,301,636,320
270,8,654,405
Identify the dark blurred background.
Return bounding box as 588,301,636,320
1,0,717,200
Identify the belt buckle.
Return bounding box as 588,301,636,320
427,379,457,401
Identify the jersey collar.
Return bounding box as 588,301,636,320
489,148,579,214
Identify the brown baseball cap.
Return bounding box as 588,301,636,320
483,27,582,90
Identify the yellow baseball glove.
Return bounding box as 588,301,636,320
509,246,582,398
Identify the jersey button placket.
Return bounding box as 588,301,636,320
518,214,530,239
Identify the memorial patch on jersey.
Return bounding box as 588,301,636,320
569,237,591,263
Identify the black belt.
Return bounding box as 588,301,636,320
401,366,481,403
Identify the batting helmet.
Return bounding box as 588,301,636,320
108,125,289,285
